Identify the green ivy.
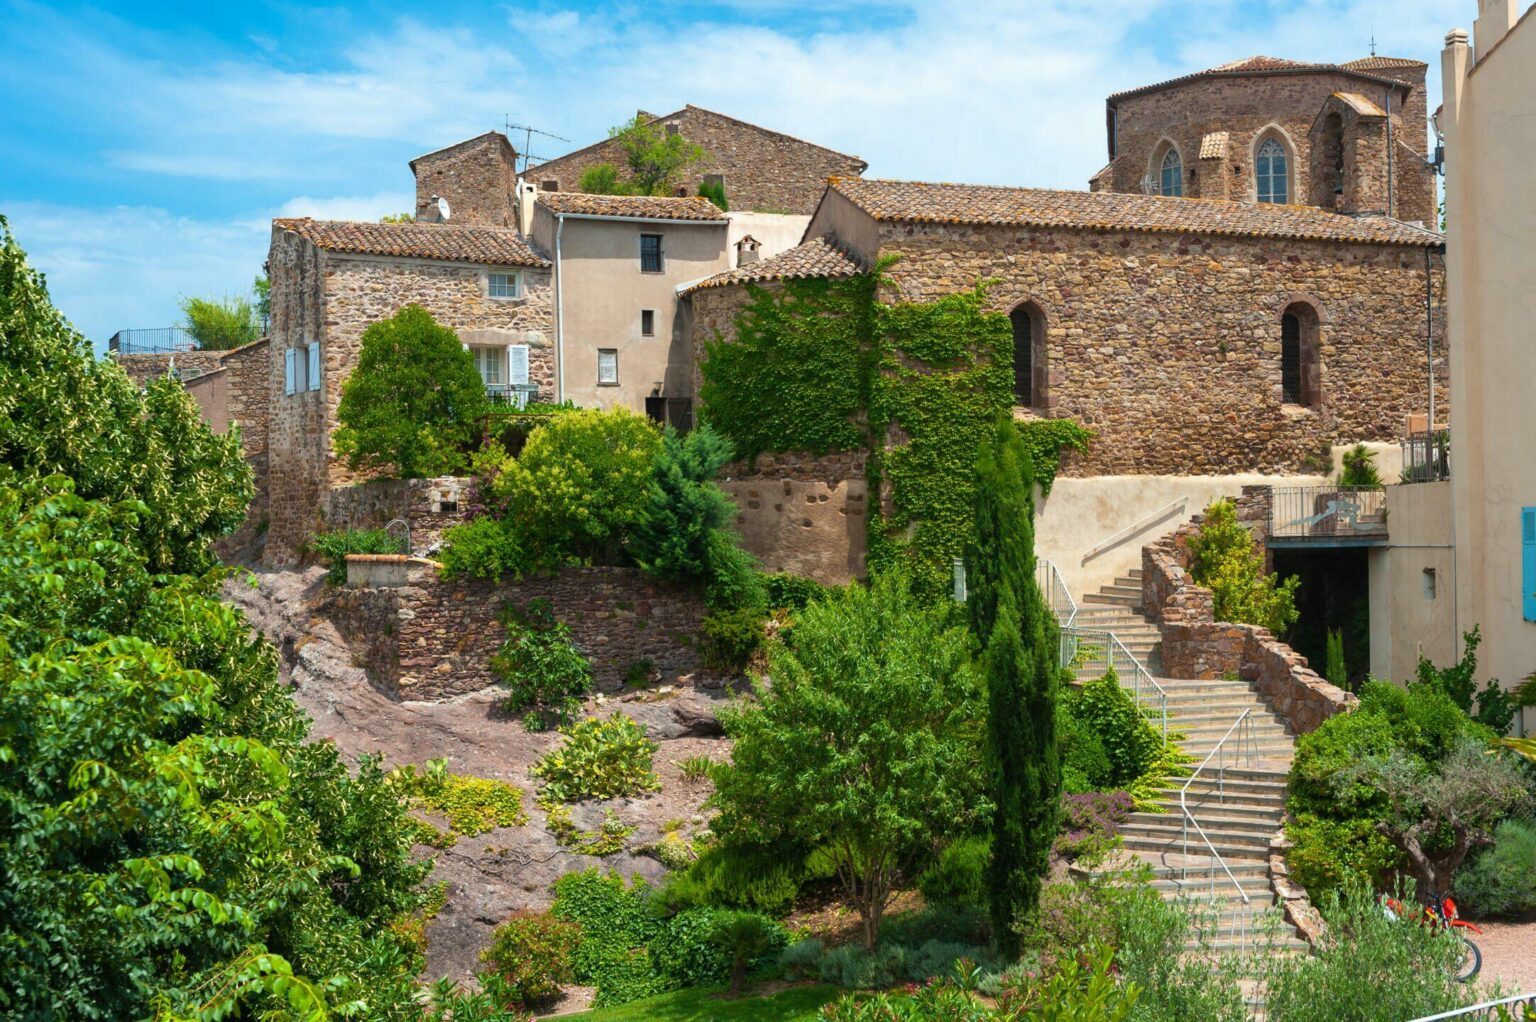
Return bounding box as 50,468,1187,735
1015,418,1094,496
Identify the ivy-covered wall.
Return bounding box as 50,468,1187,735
696,270,1090,598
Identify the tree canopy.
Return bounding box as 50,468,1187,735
577,115,706,197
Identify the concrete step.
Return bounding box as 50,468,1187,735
1167,708,1287,728
1111,576,1144,590
1082,591,1141,608
1121,834,1272,859
1150,876,1274,898
1132,806,1283,829
1120,820,1275,850
1158,798,1286,820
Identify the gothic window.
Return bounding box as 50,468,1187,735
1257,138,1290,204
1009,302,1048,408
1159,148,1183,197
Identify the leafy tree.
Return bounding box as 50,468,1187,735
1188,498,1300,634
1338,443,1383,489
380,212,417,223
0,216,252,573
629,423,763,608
181,294,261,350
966,416,1061,957
711,572,988,949
577,116,706,197
1415,626,1515,731
253,274,271,325
1326,629,1348,689
333,304,490,478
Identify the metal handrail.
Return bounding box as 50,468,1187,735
1406,992,1536,1021
1080,496,1187,564
1063,625,1168,744
1036,558,1079,629
1179,709,1258,954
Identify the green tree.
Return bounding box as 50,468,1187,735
711,572,988,949
1188,498,1300,634
577,116,706,197
181,294,261,350
577,163,635,196
966,416,1061,957
1326,629,1348,689
1415,625,1514,731
628,423,762,608
697,178,729,211
333,304,490,478
380,212,416,223
1338,443,1383,489
253,274,271,325
0,216,252,574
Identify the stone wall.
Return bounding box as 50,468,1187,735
529,106,865,215
325,475,475,553
412,133,518,227
877,221,1447,477
720,451,869,584
1107,68,1435,224
113,348,228,386
1141,486,1354,734
322,563,707,701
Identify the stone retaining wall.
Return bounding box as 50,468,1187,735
720,450,869,584
321,563,706,701
1142,485,1354,734
325,476,476,554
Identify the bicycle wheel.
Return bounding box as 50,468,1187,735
1455,937,1482,983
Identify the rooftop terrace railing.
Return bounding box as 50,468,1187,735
1268,485,1387,543
108,327,199,355
1401,430,1451,484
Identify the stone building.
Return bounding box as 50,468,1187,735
263,217,553,564
524,105,868,215
1091,55,1438,225
685,176,1444,593
410,131,519,226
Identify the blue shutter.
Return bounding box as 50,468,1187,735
1523,508,1536,622
307,342,321,391
284,348,296,395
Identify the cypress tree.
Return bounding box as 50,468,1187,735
967,416,1061,958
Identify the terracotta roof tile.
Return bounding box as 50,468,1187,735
1207,55,1316,72
1199,131,1230,159
535,192,728,221
680,236,866,295
828,178,1442,247
1341,56,1428,70
1332,91,1388,117
1109,55,1413,103
273,218,548,267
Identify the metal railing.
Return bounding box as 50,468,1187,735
1268,485,1388,541
1080,496,1187,565
1036,558,1079,631
485,383,539,409
1407,993,1536,1021
1401,430,1451,484
1179,709,1260,956
108,327,199,355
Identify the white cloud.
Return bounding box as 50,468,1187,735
275,191,416,222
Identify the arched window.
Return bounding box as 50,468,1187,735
1256,138,1290,204
1159,148,1183,197
1009,302,1047,408
1280,301,1322,406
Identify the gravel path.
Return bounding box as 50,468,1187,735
1474,913,1536,994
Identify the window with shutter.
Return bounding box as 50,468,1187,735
284,348,296,395
1523,508,1536,622
307,342,321,391
508,344,529,386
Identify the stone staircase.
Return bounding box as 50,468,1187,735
1072,572,1310,958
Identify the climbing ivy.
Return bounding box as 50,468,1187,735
698,268,1094,599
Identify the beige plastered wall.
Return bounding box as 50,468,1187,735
726,212,812,261
1368,481,1457,684
1442,6,1536,732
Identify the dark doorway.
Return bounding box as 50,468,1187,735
1011,305,1034,405
1273,547,1371,689
1281,312,1302,404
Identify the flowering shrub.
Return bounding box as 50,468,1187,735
531,714,660,804
480,910,581,1005
1054,790,1132,863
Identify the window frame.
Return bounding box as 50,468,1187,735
641,309,655,337
487,270,523,300
597,348,620,386
639,234,664,273
1256,136,1291,205
1154,142,1184,198
473,346,504,387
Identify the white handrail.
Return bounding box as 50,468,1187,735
1036,558,1079,629
1407,992,1536,1021
1179,709,1258,954
1063,625,1168,744
1080,496,1188,565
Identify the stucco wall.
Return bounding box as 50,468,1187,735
719,451,869,584
727,212,812,263
1368,481,1457,683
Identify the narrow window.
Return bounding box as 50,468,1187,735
641,310,655,336
597,349,619,385
1523,508,1536,622
1011,308,1034,404
474,347,503,387
1281,312,1302,404
1159,148,1183,197
1257,138,1289,204
1422,567,1437,600
640,234,663,273
488,271,521,299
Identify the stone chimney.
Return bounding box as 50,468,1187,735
1473,0,1518,59
734,235,760,267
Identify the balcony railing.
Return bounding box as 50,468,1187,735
108,327,199,355
1268,486,1388,543
485,383,539,410
1401,430,1450,483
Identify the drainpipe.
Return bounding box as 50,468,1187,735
554,212,566,403
1384,89,1395,218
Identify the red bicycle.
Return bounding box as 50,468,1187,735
1380,893,1483,982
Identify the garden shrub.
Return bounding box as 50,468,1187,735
652,841,812,915
763,572,837,610
550,869,668,1007
1288,708,1398,817
709,910,789,995
439,515,529,581
1065,669,1160,788
917,836,990,908
778,937,826,980
817,943,908,989
1188,498,1300,635
1357,679,1494,765
1412,627,1515,732
530,714,660,804
1283,813,1400,902
699,605,769,672
651,907,732,988
1058,700,1114,793
480,910,581,1005
879,903,991,949
1338,443,1384,490
308,526,405,584
389,760,527,841
489,598,592,730
1055,790,1133,864
1452,817,1536,918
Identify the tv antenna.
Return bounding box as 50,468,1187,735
1370,32,1377,56
506,118,571,175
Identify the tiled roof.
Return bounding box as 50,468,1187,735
1109,55,1412,103
534,192,729,221
680,235,866,295
1341,56,1428,70
273,218,549,267
409,130,516,168
1198,131,1230,159
826,178,1443,247
1332,92,1388,117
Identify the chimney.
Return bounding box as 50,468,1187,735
735,235,760,267
1473,0,1518,59
1441,28,1470,138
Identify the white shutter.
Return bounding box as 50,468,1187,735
508,344,529,386
307,341,321,391
284,348,296,395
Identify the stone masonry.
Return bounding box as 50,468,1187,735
321,563,707,701
411,132,519,227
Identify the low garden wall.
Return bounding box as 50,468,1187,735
325,476,475,554
321,562,707,701
1141,486,1354,735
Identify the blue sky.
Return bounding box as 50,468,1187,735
1,0,1475,345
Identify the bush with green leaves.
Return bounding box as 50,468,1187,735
333,304,489,478
480,910,581,1005
180,293,261,350
1452,817,1536,918
1338,443,1384,490
575,115,705,196
764,572,838,610
490,598,592,730
1063,669,1161,788
713,571,987,948
309,526,407,584
439,513,530,581
647,907,788,994
1414,626,1516,731
653,840,824,916
699,604,769,672
1189,498,1300,634
918,836,990,909
551,869,670,1007
531,714,661,804
698,178,729,211
389,759,527,843
1283,813,1401,898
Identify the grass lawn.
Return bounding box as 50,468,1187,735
550,983,845,1021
